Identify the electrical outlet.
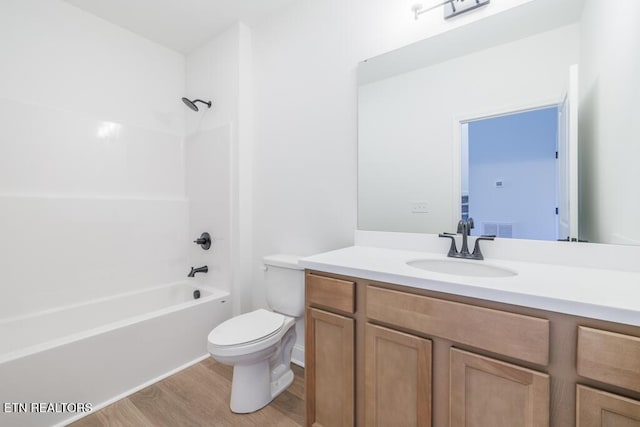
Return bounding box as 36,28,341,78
411,202,429,213
444,0,490,20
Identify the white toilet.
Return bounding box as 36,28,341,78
207,254,304,413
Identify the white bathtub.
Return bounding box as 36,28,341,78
0,282,231,427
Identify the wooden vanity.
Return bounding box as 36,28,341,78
304,270,640,427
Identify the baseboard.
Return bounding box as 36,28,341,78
55,354,210,427
291,343,305,368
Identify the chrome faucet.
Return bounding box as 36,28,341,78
188,265,208,277
439,218,494,260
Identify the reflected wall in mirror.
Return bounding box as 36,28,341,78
461,106,560,241
357,0,640,245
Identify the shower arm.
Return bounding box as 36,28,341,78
192,99,211,107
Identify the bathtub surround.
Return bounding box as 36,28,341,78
0,0,187,319
0,102,188,319
185,23,255,323
0,1,223,426
186,125,232,291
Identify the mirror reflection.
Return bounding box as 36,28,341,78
357,0,640,245
461,106,560,241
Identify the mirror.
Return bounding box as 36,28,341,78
357,0,640,245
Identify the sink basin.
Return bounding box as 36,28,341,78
406,259,517,278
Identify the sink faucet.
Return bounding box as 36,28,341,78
188,265,208,277
456,218,474,256
439,218,495,260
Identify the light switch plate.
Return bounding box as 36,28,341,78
444,0,490,20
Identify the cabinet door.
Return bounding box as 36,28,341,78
450,348,549,427
305,307,354,427
577,385,640,427
365,323,432,427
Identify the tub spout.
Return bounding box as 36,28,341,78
188,266,208,277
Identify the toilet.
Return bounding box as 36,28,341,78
207,254,304,413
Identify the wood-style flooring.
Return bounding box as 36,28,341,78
70,358,304,427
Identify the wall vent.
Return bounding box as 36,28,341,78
483,222,513,238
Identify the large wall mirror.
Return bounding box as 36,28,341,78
357,0,640,245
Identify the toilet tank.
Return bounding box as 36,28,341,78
263,254,305,318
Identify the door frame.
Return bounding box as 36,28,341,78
451,97,565,233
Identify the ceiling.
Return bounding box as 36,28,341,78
63,0,297,54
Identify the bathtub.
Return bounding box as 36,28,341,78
0,282,231,427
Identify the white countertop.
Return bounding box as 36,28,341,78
300,245,640,327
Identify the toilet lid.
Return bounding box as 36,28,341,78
208,309,285,346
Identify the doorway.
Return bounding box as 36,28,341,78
461,106,559,240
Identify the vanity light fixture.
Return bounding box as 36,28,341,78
412,0,490,20
412,0,453,20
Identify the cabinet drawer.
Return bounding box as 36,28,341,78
577,326,640,393
366,285,549,365
306,273,355,314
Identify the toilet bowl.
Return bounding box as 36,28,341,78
207,255,304,413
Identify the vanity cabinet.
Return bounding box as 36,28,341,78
304,270,640,427
305,273,356,427
366,284,550,427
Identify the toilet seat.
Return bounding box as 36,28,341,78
208,309,289,358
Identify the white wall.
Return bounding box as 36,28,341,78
358,24,579,234
250,1,357,355
0,0,186,319
247,0,542,361
579,0,640,245
248,0,553,295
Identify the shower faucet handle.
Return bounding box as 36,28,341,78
193,232,212,250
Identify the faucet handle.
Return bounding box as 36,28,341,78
439,233,459,257
193,232,212,250
471,235,495,260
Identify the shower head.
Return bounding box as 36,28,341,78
182,97,212,112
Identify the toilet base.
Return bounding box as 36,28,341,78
270,363,294,398
230,360,272,413
227,324,297,413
